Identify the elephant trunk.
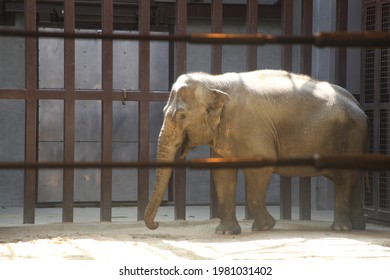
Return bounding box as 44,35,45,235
144,117,181,230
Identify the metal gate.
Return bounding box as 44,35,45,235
0,0,284,223
362,0,390,224
1,0,389,226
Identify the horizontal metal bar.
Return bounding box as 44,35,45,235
0,29,390,47
0,154,389,171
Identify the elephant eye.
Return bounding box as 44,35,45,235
178,112,186,120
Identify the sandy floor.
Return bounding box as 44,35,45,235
1,207,389,260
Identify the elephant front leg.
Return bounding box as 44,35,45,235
243,168,276,231
212,168,241,235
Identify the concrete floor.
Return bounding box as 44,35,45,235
0,205,389,262
0,205,334,225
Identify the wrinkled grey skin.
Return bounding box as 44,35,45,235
144,70,368,234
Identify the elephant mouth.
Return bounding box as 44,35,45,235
180,132,194,159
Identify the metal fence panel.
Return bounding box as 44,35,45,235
0,100,25,206
112,101,138,142
38,142,63,203
0,29,25,89
75,100,102,142
38,100,64,141
112,142,138,202
150,32,169,91
113,31,139,91
38,28,64,89
74,142,101,202
75,31,102,90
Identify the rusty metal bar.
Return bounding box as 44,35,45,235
137,0,151,221
280,176,292,220
209,0,223,219
299,177,312,220
280,0,294,220
101,0,113,222
174,0,187,221
281,0,293,71
335,0,348,88
246,0,258,71
244,0,259,220
63,0,76,223
1,154,389,171
2,28,390,47
300,0,313,220
211,0,222,75
24,0,38,224
301,0,313,75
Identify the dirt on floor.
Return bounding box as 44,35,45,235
1,218,389,260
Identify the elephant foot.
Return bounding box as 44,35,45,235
331,220,352,231
252,216,276,231
350,216,366,230
216,221,241,235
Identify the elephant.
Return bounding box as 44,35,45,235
144,69,368,235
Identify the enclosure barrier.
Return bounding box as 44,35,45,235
0,29,390,47
0,154,389,171
0,1,389,225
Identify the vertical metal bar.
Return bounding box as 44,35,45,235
23,0,37,224
281,0,293,71
301,0,313,76
372,1,381,213
246,0,258,71
174,0,187,221
280,177,292,219
280,0,293,220
210,0,223,219
167,23,175,204
138,0,151,221
63,0,75,223
244,0,258,220
299,177,312,220
335,0,348,88
101,0,113,222
175,1,187,75
168,24,175,89
211,0,223,75
300,0,313,220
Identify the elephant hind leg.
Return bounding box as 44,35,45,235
330,171,365,231
350,173,366,230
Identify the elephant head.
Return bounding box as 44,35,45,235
144,75,230,230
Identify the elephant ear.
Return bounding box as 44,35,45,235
206,88,230,130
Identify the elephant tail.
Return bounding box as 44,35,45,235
364,172,372,194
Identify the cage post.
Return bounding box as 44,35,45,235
299,0,313,220
23,0,38,224
244,0,259,220
209,0,223,219
63,0,76,223
335,0,348,88
280,0,294,220
174,0,187,221
138,0,151,221
101,0,114,222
